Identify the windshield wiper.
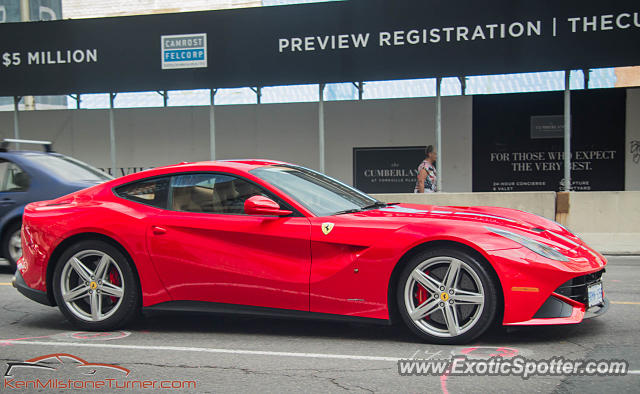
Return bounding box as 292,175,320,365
361,201,389,210
332,208,363,215
333,202,390,216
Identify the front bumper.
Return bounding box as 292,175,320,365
584,298,610,319
505,293,609,326
505,268,608,326
12,270,54,306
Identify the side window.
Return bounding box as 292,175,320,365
171,173,266,215
115,177,170,208
0,160,30,192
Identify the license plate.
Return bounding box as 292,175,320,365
588,281,603,307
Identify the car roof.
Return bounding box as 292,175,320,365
0,150,65,166
112,159,291,184
160,159,289,171
0,150,58,157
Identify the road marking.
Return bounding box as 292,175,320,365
1,340,401,362
3,340,639,377
611,301,640,305
0,283,11,286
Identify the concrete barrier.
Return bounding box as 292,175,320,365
371,191,640,255
371,192,557,220
566,191,640,255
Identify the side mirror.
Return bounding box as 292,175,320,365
244,195,292,216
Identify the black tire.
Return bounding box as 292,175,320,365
52,240,140,331
2,221,21,271
396,248,498,344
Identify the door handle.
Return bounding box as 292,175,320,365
151,226,167,235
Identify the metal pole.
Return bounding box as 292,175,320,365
352,82,364,100
109,93,117,177
583,69,590,89
435,77,442,192
209,89,217,161
68,94,81,109
13,97,20,149
19,0,29,20
20,0,35,111
564,71,571,192
319,83,326,173
458,76,467,96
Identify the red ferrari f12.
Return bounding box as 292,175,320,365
14,160,608,344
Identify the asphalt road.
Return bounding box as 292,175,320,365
0,256,638,393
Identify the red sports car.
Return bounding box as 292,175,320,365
13,160,608,344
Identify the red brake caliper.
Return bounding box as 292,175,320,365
108,269,121,304
414,270,431,320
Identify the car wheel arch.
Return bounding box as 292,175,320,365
0,209,25,241
386,240,505,326
0,214,23,240
45,232,142,307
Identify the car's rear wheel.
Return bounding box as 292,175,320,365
52,240,139,330
396,248,498,344
2,221,22,271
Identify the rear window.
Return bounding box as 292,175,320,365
115,177,170,208
26,154,112,182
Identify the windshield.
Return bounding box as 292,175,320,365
26,154,113,182
250,165,379,216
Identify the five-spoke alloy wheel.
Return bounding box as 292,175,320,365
53,240,139,330
397,248,498,344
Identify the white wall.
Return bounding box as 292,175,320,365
325,96,472,191
567,191,640,255
0,97,473,190
626,88,640,191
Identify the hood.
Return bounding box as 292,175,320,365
346,203,587,251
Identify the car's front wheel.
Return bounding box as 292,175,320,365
52,240,139,330
397,248,498,344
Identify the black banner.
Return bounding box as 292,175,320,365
0,0,640,95
353,146,426,193
472,89,626,192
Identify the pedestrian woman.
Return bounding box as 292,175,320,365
415,145,437,193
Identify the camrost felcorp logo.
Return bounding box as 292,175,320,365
161,33,207,70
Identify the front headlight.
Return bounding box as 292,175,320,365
487,227,569,262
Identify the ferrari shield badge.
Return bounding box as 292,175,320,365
321,222,335,235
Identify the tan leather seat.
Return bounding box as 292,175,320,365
212,180,238,213
172,186,194,211
191,186,215,212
